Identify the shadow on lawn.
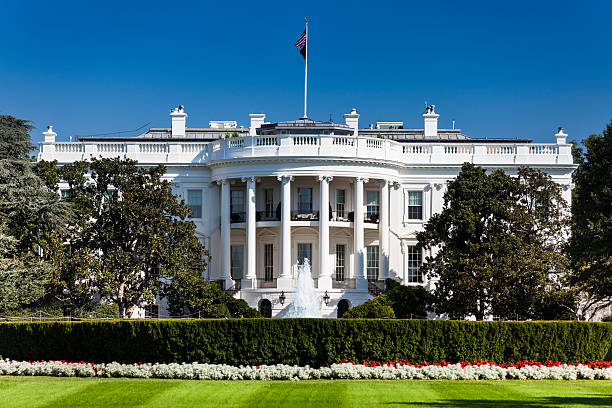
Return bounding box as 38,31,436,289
386,395,612,407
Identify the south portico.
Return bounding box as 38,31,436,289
212,172,396,303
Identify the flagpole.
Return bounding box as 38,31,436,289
303,18,308,119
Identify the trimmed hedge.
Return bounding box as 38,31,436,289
0,319,610,367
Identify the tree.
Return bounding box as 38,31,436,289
568,120,612,320
384,279,430,318
70,158,208,318
0,115,34,160
0,115,74,312
342,294,395,319
417,163,572,320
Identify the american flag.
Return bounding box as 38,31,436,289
295,29,307,59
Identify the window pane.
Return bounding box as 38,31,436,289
407,191,422,206
230,245,243,279
336,189,345,204
407,245,422,283
187,190,202,218
366,245,379,281
264,244,274,281
297,243,312,265
335,244,345,281
231,190,244,213
298,188,312,213
366,191,379,206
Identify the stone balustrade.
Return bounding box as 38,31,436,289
39,134,573,166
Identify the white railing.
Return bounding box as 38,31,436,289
403,145,429,154
182,143,208,153
366,139,383,149
487,145,515,155
55,143,84,153
97,143,126,153
228,139,244,148
293,136,319,145
39,134,571,167
332,136,354,146
444,145,472,154
529,144,558,155
139,144,168,154
256,136,279,146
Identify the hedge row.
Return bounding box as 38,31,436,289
0,319,610,367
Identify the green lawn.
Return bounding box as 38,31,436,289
0,377,610,407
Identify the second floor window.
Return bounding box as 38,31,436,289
298,187,312,214
231,190,244,214
265,189,274,218
366,191,379,220
335,244,345,281
187,190,202,218
336,189,345,218
407,191,423,220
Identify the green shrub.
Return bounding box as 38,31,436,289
0,320,609,366
343,295,395,318
384,279,430,318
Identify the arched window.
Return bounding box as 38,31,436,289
259,299,272,318
337,299,351,318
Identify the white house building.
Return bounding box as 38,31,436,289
38,105,575,318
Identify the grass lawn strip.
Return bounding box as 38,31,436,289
0,377,611,408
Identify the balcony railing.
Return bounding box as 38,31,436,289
40,132,572,168
230,212,246,223
291,210,319,221
365,213,379,223
258,278,277,288
256,211,280,221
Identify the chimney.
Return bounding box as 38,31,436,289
554,126,568,144
344,108,359,136
422,104,439,138
170,105,187,137
249,113,266,136
43,125,57,143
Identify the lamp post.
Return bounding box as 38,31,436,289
323,291,330,306
279,291,286,306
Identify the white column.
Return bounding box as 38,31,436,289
243,176,257,288
318,175,333,290
379,180,390,280
218,179,231,289
354,177,368,289
278,175,293,289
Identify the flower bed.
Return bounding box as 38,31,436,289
1,359,611,381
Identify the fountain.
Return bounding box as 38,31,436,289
282,259,322,318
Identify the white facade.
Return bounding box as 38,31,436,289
38,105,575,318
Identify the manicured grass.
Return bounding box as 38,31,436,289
0,377,610,407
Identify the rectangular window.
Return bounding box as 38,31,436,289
264,244,274,281
230,245,244,279
265,189,274,218
297,187,313,214
231,190,245,222
407,246,423,283
366,245,379,281
187,190,202,218
407,191,423,220
335,244,345,281
366,191,379,221
336,189,345,218
297,243,312,266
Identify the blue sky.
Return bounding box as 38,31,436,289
1,0,611,145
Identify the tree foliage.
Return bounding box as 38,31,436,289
384,278,430,318
417,163,572,320
568,120,612,319
342,294,396,318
